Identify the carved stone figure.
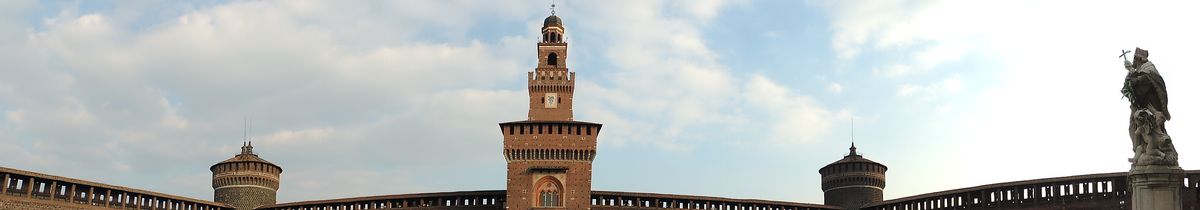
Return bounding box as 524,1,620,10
1123,48,1177,166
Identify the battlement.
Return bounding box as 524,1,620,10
210,161,282,175
499,121,602,137
528,70,575,84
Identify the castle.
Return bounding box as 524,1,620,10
2,10,1199,210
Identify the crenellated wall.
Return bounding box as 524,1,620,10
256,190,506,210
0,166,233,210
246,170,1200,210
11,166,1198,210
863,170,1200,210
589,191,843,210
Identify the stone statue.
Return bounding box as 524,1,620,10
1122,48,1177,166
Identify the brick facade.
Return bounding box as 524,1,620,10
215,187,277,210
1,195,99,210
501,14,603,210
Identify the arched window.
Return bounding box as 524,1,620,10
535,176,563,207
548,53,559,66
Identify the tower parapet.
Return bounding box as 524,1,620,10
819,143,887,210
211,142,282,210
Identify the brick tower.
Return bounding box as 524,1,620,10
500,10,602,209
819,143,887,210
211,141,282,210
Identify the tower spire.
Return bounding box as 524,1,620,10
243,117,248,146
247,117,252,147
550,0,556,15
849,118,858,156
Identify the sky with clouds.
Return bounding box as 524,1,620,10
2,0,1199,205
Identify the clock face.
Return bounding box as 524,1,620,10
544,93,558,108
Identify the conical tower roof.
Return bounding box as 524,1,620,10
820,143,887,174
210,141,280,171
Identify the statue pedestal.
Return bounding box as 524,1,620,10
1129,165,1184,210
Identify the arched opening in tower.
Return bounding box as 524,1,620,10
535,176,563,207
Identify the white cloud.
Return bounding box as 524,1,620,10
673,0,744,21
746,75,838,144
895,73,962,98
896,84,921,97
0,1,536,202
873,64,913,78
915,40,970,69
260,127,335,144
827,82,844,94
570,0,839,148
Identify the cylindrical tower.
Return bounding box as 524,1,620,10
211,142,282,210
819,143,887,210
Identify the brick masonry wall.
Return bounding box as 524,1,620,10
0,195,107,210
505,160,593,209
215,187,276,210
825,187,882,209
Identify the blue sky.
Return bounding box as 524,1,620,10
2,0,1200,205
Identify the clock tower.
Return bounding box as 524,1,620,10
529,10,572,121
500,10,602,210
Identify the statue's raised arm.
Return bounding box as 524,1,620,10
1121,50,1135,71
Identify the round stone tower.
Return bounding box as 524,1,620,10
211,142,282,210
819,143,887,210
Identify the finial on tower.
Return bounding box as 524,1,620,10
241,142,254,155
550,0,556,16
240,117,255,155
848,118,858,156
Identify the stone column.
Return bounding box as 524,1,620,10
105,189,112,207
48,181,56,199
102,190,110,207
2,173,8,194
1130,165,1184,210
26,177,35,196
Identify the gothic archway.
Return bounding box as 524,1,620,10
534,176,563,207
